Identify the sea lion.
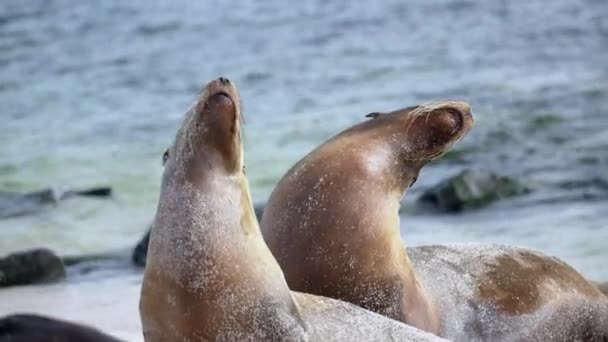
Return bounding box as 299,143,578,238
0,313,122,342
261,102,608,341
139,78,445,341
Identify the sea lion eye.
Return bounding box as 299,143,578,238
365,112,381,119
162,150,169,166
409,176,418,188
242,164,247,175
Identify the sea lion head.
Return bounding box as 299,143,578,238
359,100,473,187
163,77,243,184
386,100,473,162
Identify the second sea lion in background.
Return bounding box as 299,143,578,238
261,102,608,341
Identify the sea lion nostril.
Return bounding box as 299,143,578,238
219,77,230,85
206,91,234,113
445,108,463,134
216,92,232,101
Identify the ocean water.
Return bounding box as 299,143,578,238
1,0,607,339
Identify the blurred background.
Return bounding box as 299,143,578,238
1,0,606,339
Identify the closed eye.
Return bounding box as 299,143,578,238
162,150,169,166
409,176,418,188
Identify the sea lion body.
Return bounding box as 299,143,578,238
410,244,608,341
139,78,445,341
261,103,608,341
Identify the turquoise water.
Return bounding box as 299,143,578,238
1,0,607,337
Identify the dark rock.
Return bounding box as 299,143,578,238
64,187,112,198
0,186,112,219
527,113,563,130
62,253,121,267
556,177,608,191
0,249,66,287
418,169,531,212
132,229,150,267
0,189,60,218
63,252,130,276
0,314,123,341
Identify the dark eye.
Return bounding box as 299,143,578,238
409,176,418,188
365,112,382,119
162,150,169,166
242,164,247,175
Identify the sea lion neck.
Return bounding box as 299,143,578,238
326,129,421,200
150,158,305,339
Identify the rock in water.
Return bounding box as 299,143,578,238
0,314,123,341
62,252,131,277
418,169,531,212
0,249,66,287
0,189,60,218
132,229,150,267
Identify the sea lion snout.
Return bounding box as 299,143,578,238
173,78,242,175
427,101,473,140
402,101,473,161
206,91,235,113
198,77,239,121
203,76,234,99
434,108,463,137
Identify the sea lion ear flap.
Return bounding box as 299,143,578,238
365,112,382,119
162,149,170,166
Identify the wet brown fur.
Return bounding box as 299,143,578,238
478,250,603,315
